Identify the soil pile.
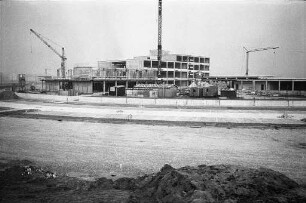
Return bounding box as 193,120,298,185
129,164,306,202
0,91,19,100
1,161,305,203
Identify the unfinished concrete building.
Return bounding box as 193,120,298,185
134,50,210,86
96,50,210,85
42,50,210,95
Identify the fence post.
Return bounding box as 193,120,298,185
288,97,290,107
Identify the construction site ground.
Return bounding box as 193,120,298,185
0,99,306,177
1,99,306,202
1,114,306,183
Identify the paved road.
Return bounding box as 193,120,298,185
1,117,305,184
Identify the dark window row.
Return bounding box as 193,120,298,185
144,60,209,72
188,65,210,71
156,71,192,78
176,56,210,63
144,61,191,69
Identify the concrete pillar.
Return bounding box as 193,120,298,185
126,80,128,88
252,80,256,91
278,80,281,91
173,62,175,84
240,80,243,90
115,81,118,96
162,81,165,98
292,81,295,91
103,81,106,93
166,63,168,84
265,80,268,91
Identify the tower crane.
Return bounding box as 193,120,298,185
157,0,162,77
243,46,279,76
30,29,67,78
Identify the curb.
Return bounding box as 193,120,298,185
2,113,306,129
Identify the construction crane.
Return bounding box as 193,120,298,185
243,46,279,76
157,0,162,77
30,29,67,78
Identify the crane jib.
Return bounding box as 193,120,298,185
30,28,66,78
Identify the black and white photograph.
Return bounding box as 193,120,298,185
0,0,306,202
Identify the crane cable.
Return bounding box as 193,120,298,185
30,30,32,53
241,47,245,75
273,50,276,76
42,35,62,48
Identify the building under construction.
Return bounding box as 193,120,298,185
42,50,211,95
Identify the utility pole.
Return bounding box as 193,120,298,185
243,46,279,76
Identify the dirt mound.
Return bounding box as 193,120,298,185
1,161,305,203
129,164,306,203
0,91,19,100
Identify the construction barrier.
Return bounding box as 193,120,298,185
16,93,306,108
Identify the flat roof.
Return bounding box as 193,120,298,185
204,76,306,81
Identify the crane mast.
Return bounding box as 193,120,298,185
243,46,279,76
30,29,67,78
157,0,162,77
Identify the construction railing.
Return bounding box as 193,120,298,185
97,69,158,80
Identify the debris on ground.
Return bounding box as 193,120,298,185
1,160,305,203
278,111,293,119
0,91,19,100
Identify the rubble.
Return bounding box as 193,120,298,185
0,164,56,184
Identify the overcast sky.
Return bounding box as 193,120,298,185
0,0,305,77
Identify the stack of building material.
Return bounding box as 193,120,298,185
189,81,218,98
109,85,126,96
126,84,177,98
